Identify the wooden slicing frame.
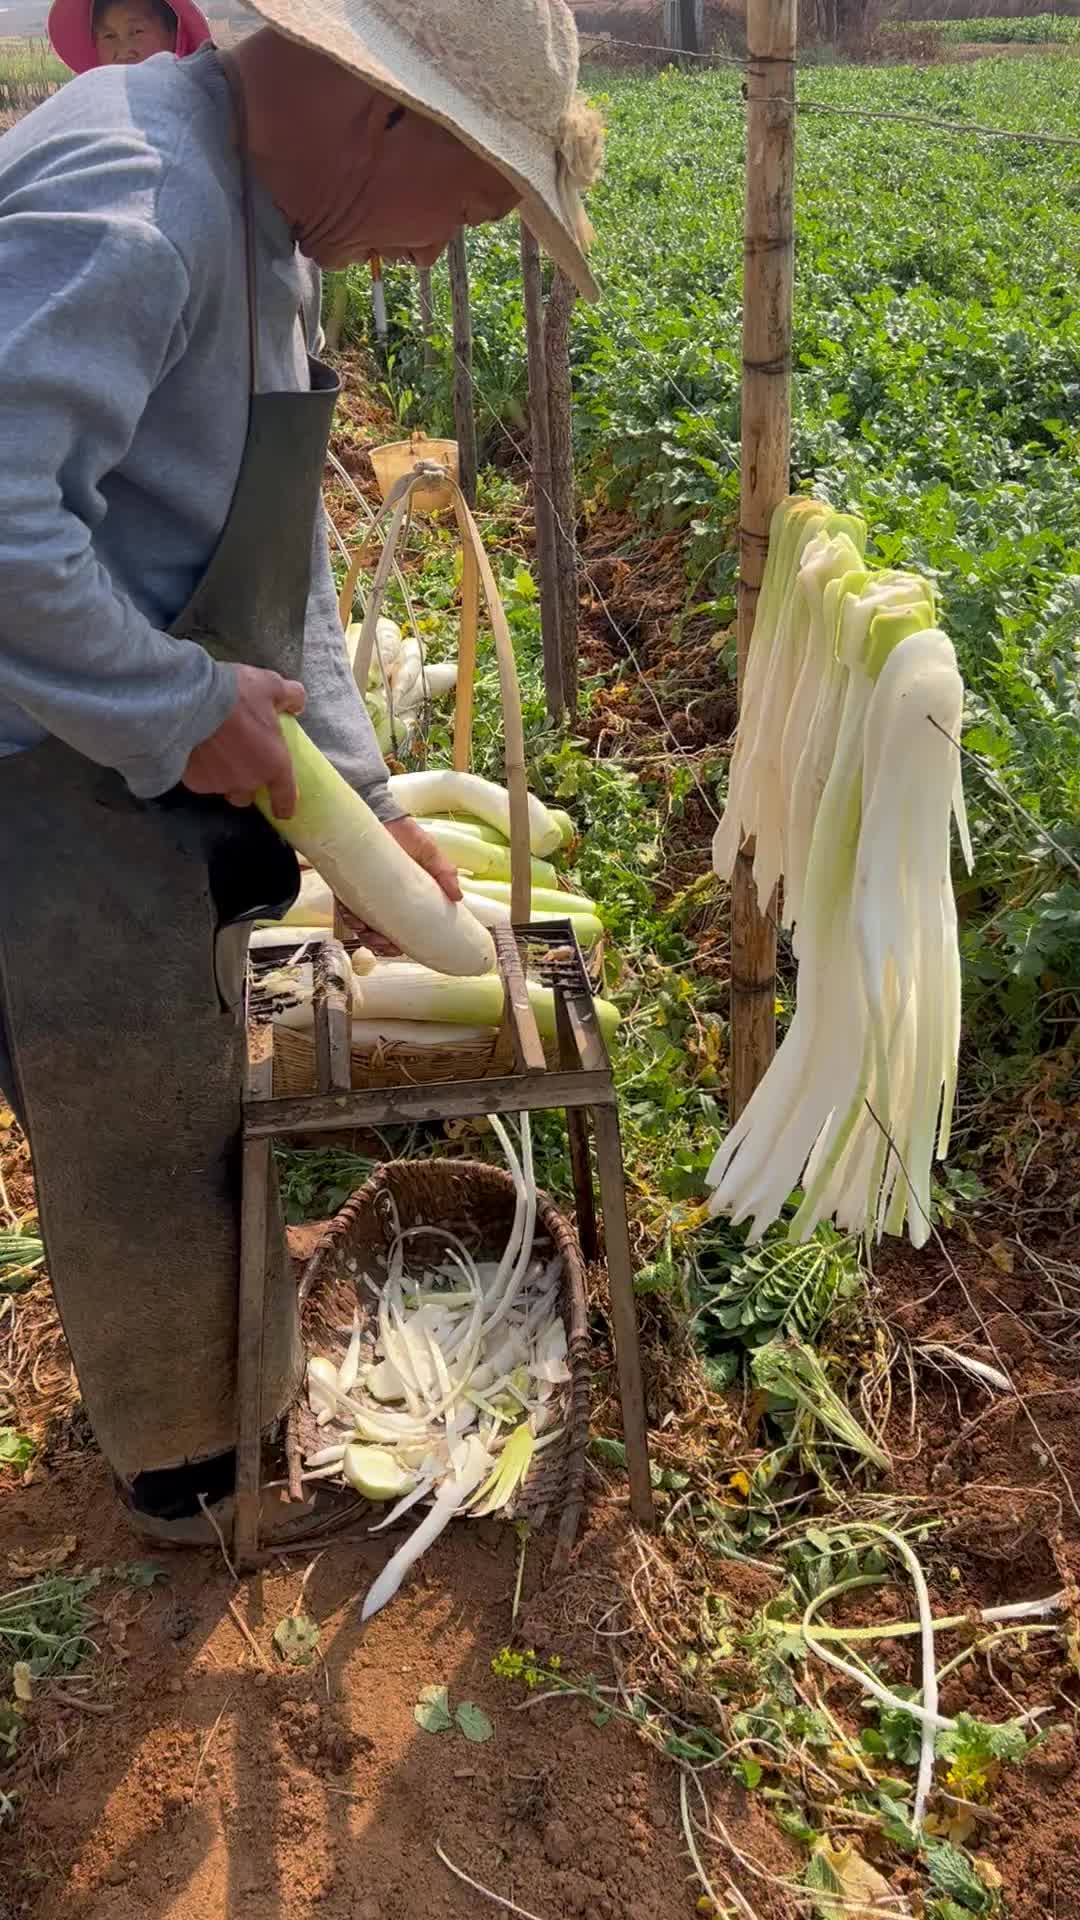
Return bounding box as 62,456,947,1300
294,1158,590,1565
275,456,595,1096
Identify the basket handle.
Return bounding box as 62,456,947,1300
353,463,532,928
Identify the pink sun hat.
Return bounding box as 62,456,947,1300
47,0,212,73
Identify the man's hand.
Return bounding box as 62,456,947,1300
386,815,463,902
334,816,463,952
182,665,306,817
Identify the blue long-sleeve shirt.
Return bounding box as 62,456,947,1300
0,46,399,816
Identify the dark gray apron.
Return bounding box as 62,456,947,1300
0,57,339,1508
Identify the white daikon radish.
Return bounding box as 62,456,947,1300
256,718,495,978
388,770,561,857
299,1113,574,1621
274,959,621,1045
361,1435,493,1622
346,616,403,681
416,818,556,886
712,499,867,911
415,663,457,699
461,889,603,949
390,635,426,706
418,815,509,847
464,879,598,918
350,1020,492,1048
338,1312,362,1396
308,1355,348,1429
342,1444,417,1503
249,925,328,950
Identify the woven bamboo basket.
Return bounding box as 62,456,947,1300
274,460,600,1098
295,1159,590,1563
369,434,459,515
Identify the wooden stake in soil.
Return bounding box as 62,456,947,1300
447,229,478,509
731,0,796,1119
520,220,565,721
544,267,580,719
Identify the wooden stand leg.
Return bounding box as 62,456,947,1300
592,1104,655,1529
555,991,598,1261
566,1107,599,1265
235,1129,271,1570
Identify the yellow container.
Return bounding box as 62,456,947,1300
369,434,459,514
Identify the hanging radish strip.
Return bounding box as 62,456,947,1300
705,503,972,1249
711,498,867,911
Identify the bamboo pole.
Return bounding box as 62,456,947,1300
447,229,478,509
417,266,435,376
731,0,796,1120
324,272,349,353
520,221,565,720
544,267,580,719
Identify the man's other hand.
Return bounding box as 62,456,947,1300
385,815,463,902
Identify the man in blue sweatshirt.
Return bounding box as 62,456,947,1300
0,0,602,1537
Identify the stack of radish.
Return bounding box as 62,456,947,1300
259,767,605,953
255,760,620,1056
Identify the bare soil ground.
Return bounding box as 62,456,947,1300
0,351,1077,1920
0,1452,705,1920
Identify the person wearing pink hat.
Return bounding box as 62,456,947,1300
47,0,211,74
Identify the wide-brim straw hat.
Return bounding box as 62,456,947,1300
239,0,603,301
48,0,212,71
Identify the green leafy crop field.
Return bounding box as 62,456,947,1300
0,39,66,114
384,52,1080,1097
925,12,1080,43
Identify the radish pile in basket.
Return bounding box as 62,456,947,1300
708,498,972,1250
298,1114,571,1622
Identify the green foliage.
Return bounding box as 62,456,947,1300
937,1712,1036,1799
273,1613,320,1667
0,1431,34,1470
274,1146,378,1224
0,38,67,113
926,1841,1001,1913
693,1230,862,1351
787,1527,889,1604
0,1229,44,1293
347,53,1080,1094
924,15,1080,45
0,1566,163,1698
862,1690,923,1770
752,1342,891,1474
455,1700,494,1743
413,1683,454,1733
